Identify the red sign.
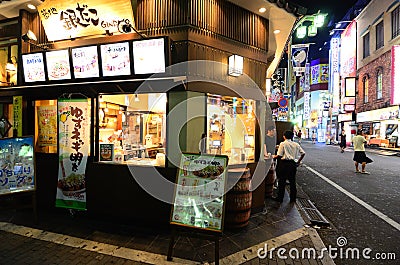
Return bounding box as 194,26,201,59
278,98,288,108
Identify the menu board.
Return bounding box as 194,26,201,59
22,53,46,82
0,136,35,195
170,153,228,232
100,42,131,76
71,46,100,79
46,50,72,81
132,38,166,74
99,144,114,161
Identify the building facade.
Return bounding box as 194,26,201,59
356,0,400,147
0,0,300,226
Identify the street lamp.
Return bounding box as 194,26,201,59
294,11,328,39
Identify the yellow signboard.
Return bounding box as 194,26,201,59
38,0,135,41
13,96,23,136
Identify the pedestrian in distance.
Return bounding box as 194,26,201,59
311,130,317,144
264,125,277,157
264,125,277,195
297,129,302,144
272,130,305,203
352,129,373,174
199,133,207,154
339,129,347,153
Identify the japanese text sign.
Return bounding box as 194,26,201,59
38,0,135,41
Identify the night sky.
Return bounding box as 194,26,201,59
292,0,360,21
290,0,363,60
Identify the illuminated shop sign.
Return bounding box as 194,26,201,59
100,42,131,76
38,0,135,41
71,46,100,79
132,38,166,74
46,50,72,81
22,53,46,83
330,38,340,113
21,37,168,84
357,106,400,122
340,20,356,78
311,64,328,85
392,45,400,105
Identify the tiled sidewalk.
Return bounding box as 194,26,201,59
0,188,334,265
242,228,329,265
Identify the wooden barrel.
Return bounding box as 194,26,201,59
225,168,252,229
265,160,276,198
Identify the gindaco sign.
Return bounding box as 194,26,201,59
38,0,135,41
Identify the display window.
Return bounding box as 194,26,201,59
35,99,92,154
0,44,18,87
98,93,166,166
0,103,14,138
35,100,57,153
207,94,256,164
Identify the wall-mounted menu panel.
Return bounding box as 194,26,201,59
71,46,100,79
132,38,166,74
45,50,72,81
100,42,131,77
22,53,46,83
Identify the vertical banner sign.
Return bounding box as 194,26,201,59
291,44,310,74
310,64,320,85
56,99,89,210
13,96,23,136
269,68,286,102
304,92,310,120
37,105,58,147
330,37,340,114
304,63,310,91
392,46,400,105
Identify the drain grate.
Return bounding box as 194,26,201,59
297,198,330,227
297,198,314,208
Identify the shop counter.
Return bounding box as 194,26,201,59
86,162,176,226
34,153,176,227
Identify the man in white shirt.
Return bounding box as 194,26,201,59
273,130,305,203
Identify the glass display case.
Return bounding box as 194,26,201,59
207,95,256,164
98,93,166,166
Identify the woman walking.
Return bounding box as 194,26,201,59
339,129,346,153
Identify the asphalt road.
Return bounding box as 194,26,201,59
295,142,399,265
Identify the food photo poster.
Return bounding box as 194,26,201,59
46,50,72,81
56,98,89,210
170,153,228,232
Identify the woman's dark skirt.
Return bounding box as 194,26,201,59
353,151,373,163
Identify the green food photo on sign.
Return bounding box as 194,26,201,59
170,153,229,232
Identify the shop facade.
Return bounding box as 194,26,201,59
356,106,399,147
0,0,298,226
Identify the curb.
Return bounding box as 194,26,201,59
306,226,336,265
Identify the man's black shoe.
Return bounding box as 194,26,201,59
272,197,283,203
290,199,296,203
